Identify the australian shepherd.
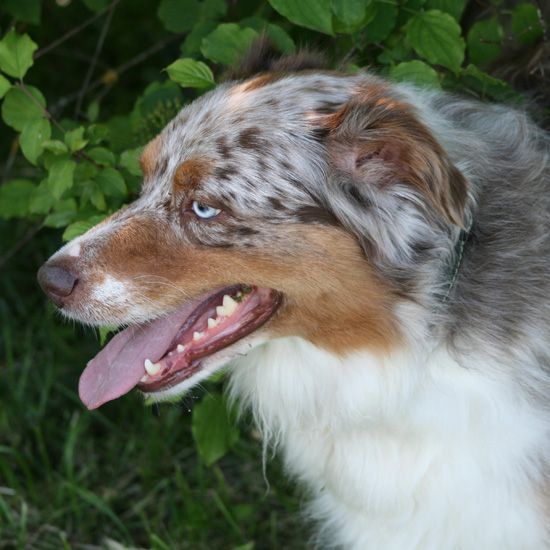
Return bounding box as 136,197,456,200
37,44,550,549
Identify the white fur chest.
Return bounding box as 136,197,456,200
228,337,548,549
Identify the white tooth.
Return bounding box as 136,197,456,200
222,294,238,315
216,305,227,317
144,359,161,376
177,344,186,353
207,317,219,329
140,375,148,383
193,331,203,341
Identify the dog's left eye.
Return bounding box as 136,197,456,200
192,201,221,219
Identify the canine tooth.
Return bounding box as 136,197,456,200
222,294,238,315
193,331,203,341
177,344,186,353
207,317,219,329
140,375,148,383
216,305,227,317
144,359,161,376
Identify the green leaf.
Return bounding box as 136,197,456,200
2,85,46,131
65,127,88,152
96,167,127,197
82,0,110,11
363,1,398,43
90,185,107,210
201,24,258,66
390,60,441,88
377,33,412,63
511,3,543,45
80,180,104,210
0,30,38,79
239,18,296,54
424,0,465,21
268,0,333,35
157,0,201,32
98,325,118,345
467,18,503,66
44,199,77,228
20,118,51,165
0,179,35,219
86,123,109,145
0,74,11,99
63,215,107,241
192,393,239,466
166,58,215,89
29,180,56,214
42,139,69,155
87,147,116,166
75,161,99,182
120,147,143,176
180,21,218,56
460,64,519,101
47,159,76,199
86,101,100,123
3,0,41,24
332,0,368,29
159,0,227,33
406,10,465,72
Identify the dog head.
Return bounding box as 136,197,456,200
37,44,468,408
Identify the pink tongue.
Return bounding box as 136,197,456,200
79,295,208,410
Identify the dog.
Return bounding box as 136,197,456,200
37,43,550,549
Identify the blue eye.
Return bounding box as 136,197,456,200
192,200,221,219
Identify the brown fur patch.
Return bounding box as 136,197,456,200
241,73,278,92
321,86,468,226
140,136,161,178
96,217,401,355
173,157,212,195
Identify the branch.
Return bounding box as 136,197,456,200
74,0,118,117
49,33,184,115
0,223,43,271
34,0,122,60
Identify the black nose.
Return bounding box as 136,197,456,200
37,263,78,306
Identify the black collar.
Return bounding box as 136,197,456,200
439,216,473,304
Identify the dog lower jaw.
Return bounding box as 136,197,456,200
140,332,268,404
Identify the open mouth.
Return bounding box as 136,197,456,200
78,285,281,410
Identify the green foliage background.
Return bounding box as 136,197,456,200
0,0,547,548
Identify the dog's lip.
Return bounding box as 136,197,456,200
78,285,281,410
137,286,281,393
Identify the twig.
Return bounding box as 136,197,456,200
532,0,548,43
16,82,66,134
1,137,20,184
74,0,118,117
49,33,184,115
34,0,121,60
0,223,43,271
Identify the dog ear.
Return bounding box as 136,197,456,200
226,34,328,80
318,89,468,228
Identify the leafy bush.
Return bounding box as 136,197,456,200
0,0,546,547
